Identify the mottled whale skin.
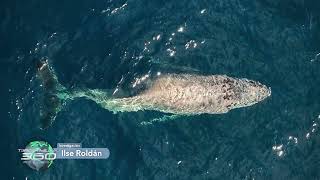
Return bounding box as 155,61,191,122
36,60,271,128
89,74,271,115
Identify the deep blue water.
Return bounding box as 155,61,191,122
1,0,320,179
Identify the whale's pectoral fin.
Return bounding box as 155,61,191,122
139,114,183,126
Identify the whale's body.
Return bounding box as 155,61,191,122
91,74,271,115
36,60,271,129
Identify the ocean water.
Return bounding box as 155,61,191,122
1,0,320,179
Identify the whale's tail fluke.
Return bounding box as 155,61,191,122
35,60,115,129
36,60,72,129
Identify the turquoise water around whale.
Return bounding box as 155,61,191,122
2,0,320,179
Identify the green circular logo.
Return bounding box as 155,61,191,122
22,141,55,171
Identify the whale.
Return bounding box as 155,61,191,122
36,60,271,129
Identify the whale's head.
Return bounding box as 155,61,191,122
223,78,271,111
235,79,271,108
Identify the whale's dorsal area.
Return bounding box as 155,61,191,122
102,74,271,115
